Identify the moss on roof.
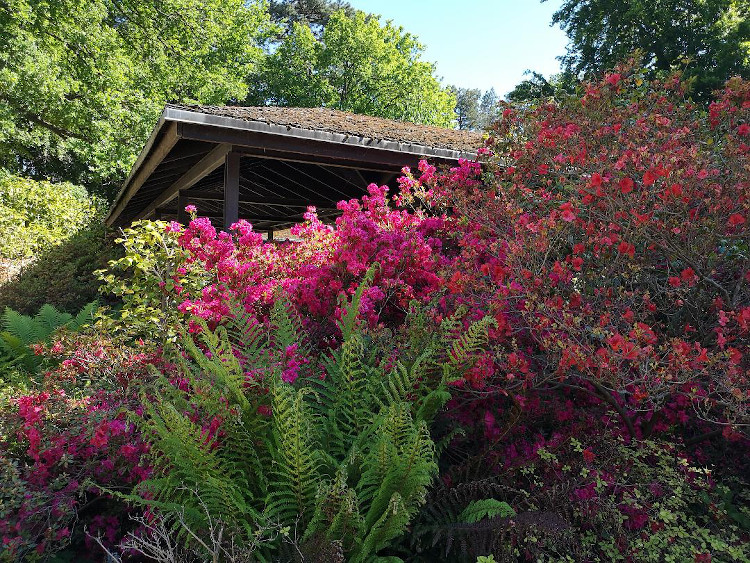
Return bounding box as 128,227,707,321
168,104,484,154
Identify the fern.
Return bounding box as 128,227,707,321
132,267,497,560
266,384,320,524
0,302,98,373
459,499,516,523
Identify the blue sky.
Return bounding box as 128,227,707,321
347,0,569,98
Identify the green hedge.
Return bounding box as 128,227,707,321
0,171,101,260
0,172,116,314
0,221,118,315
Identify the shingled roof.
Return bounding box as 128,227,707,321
106,104,484,229
167,104,483,154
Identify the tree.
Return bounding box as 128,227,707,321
0,0,273,198
247,10,456,127
546,0,750,99
506,70,578,103
478,87,499,128
268,0,354,35
449,86,481,130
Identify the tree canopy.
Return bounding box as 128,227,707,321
268,0,354,35
247,10,456,127
0,0,273,197
449,86,500,130
546,0,750,98
506,71,578,103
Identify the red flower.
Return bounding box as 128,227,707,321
572,256,584,271
590,172,603,187
738,124,749,136
559,202,576,222
605,73,621,86
681,267,697,286
728,213,745,227
668,276,681,287
617,241,635,258
582,448,596,463
619,177,634,193
642,170,657,186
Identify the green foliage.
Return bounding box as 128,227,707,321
0,171,100,261
97,220,201,341
131,270,495,560
0,302,97,373
414,438,750,562
458,499,515,523
450,86,482,130
0,0,273,197
506,70,579,103
547,0,750,99
448,86,500,130
581,440,750,562
248,10,456,127
269,0,355,34
0,221,116,315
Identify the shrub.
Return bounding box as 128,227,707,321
119,272,495,560
0,222,117,315
414,436,750,562
0,331,156,560
0,302,98,374
0,171,101,262
400,64,749,435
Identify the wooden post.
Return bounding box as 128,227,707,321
223,152,240,230
177,192,188,224
267,229,274,242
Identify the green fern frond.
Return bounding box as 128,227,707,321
267,383,320,524
34,304,73,337
458,499,516,523
337,264,378,340
70,301,99,330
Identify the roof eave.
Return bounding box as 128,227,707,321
162,106,477,161
105,110,170,225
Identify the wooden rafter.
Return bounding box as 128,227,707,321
106,122,179,226
132,143,231,221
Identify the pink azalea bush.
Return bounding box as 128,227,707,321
1,68,748,560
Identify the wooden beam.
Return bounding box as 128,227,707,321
223,152,241,230
233,146,408,173
179,191,338,208
178,123,420,171
276,160,353,200
177,192,188,224
155,209,306,224
132,143,231,221
379,172,398,185
106,122,179,226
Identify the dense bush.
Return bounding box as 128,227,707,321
0,172,100,262
0,222,117,315
0,331,155,560
1,69,748,561
0,171,114,315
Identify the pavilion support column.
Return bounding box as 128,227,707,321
223,151,240,230
177,192,188,225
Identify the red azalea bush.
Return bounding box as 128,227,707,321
400,66,749,438
0,332,155,560
2,68,748,560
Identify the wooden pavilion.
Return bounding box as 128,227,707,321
106,105,483,235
